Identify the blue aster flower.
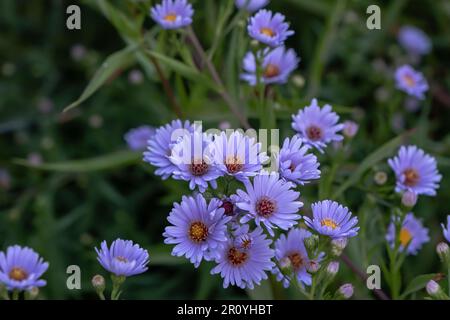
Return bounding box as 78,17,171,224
124,125,155,151
211,225,275,289
0,245,49,291
235,0,269,12
241,47,299,86
277,135,320,185
95,239,149,277
236,172,303,236
150,0,194,30
388,145,441,196
386,213,429,255
247,9,294,47
441,215,450,243
291,99,344,153
163,194,231,268
398,26,431,56
143,119,193,180
395,65,429,100
304,200,359,239
210,131,268,182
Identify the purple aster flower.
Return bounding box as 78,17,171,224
236,172,303,236
388,145,441,196
150,0,194,30
163,194,231,268
441,216,450,243
241,47,299,86
124,125,155,151
247,10,294,47
398,26,431,56
291,99,344,153
210,131,268,182
304,200,359,239
235,0,269,12
143,119,193,180
386,213,429,255
277,135,321,185
0,245,49,291
395,65,429,100
211,225,275,289
273,228,313,288
95,239,149,277
170,130,223,192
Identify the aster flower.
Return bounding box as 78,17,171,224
143,119,193,180
241,47,299,86
211,225,275,289
441,216,450,243
291,99,344,153
277,135,320,185
304,200,359,239
247,10,294,47
150,0,194,30
388,145,441,196
395,65,429,100
210,131,268,182
273,228,314,288
236,172,303,236
170,130,223,192
124,125,155,151
163,194,231,268
95,239,149,277
0,245,49,291
386,213,429,255
235,0,269,12
398,26,431,56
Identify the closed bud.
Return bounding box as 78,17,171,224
92,274,105,293
337,283,354,299
425,280,450,300
374,171,387,185
436,242,450,264
402,190,417,208
304,235,319,252
331,238,348,256
291,75,305,88
306,260,320,273
326,261,340,276
343,121,359,138
25,287,39,300
279,257,292,271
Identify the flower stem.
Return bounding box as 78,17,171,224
12,290,19,300
110,274,126,300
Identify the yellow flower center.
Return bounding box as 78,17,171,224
399,228,412,247
260,27,275,37
189,221,209,243
9,267,28,281
321,218,338,229
403,74,416,87
164,13,178,22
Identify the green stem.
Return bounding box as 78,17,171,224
12,290,19,300
110,275,126,300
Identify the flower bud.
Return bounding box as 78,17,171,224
25,287,39,300
291,75,305,88
374,171,387,185
401,190,417,208
304,235,319,252
337,283,354,299
306,260,320,273
436,242,450,264
343,121,359,138
92,274,106,292
425,280,449,300
279,257,292,271
326,261,340,276
331,238,348,256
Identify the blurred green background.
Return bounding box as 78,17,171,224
0,0,449,299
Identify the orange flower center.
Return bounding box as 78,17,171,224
321,218,339,230
399,228,412,247
287,252,305,270
189,221,209,243
164,13,178,22
227,247,248,266
9,267,28,281
403,74,416,87
403,168,420,187
264,64,280,78
260,27,275,37
306,125,323,141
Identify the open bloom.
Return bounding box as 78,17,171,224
163,194,230,267
395,65,428,100
247,10,294,47
170,131,223,192
398,26,431,56
0,245,49,291
150,0,194,30
273,228,313,288
388,145,441,196
241,47,299,86
291,99,344,153
304,200,359,239
211,225,275,289
442,215,450,243
386,213,429,255
236,172,302,236
143,119,193,179
277,135,320,185
124,126,155,151
235,0,269,12
95,239,149,277
210,131,268,182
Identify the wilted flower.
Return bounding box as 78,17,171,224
386,213,429,255
304,200,359,239
398,25,431,56
0,245,49,291
374,171,388,185
124,126,155,151
395,65,429,100
150,0,194,30
95,239,149,277
388,145,441,196
211,225,275,289
291,99,344,153
442,215,450,243
247,10,294,47
235,0,269,12
163,194,230,267
241,47,299,86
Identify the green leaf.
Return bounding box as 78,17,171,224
96,0,141,41
14,150,140,172
400,274,437,299
64,46,136,112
